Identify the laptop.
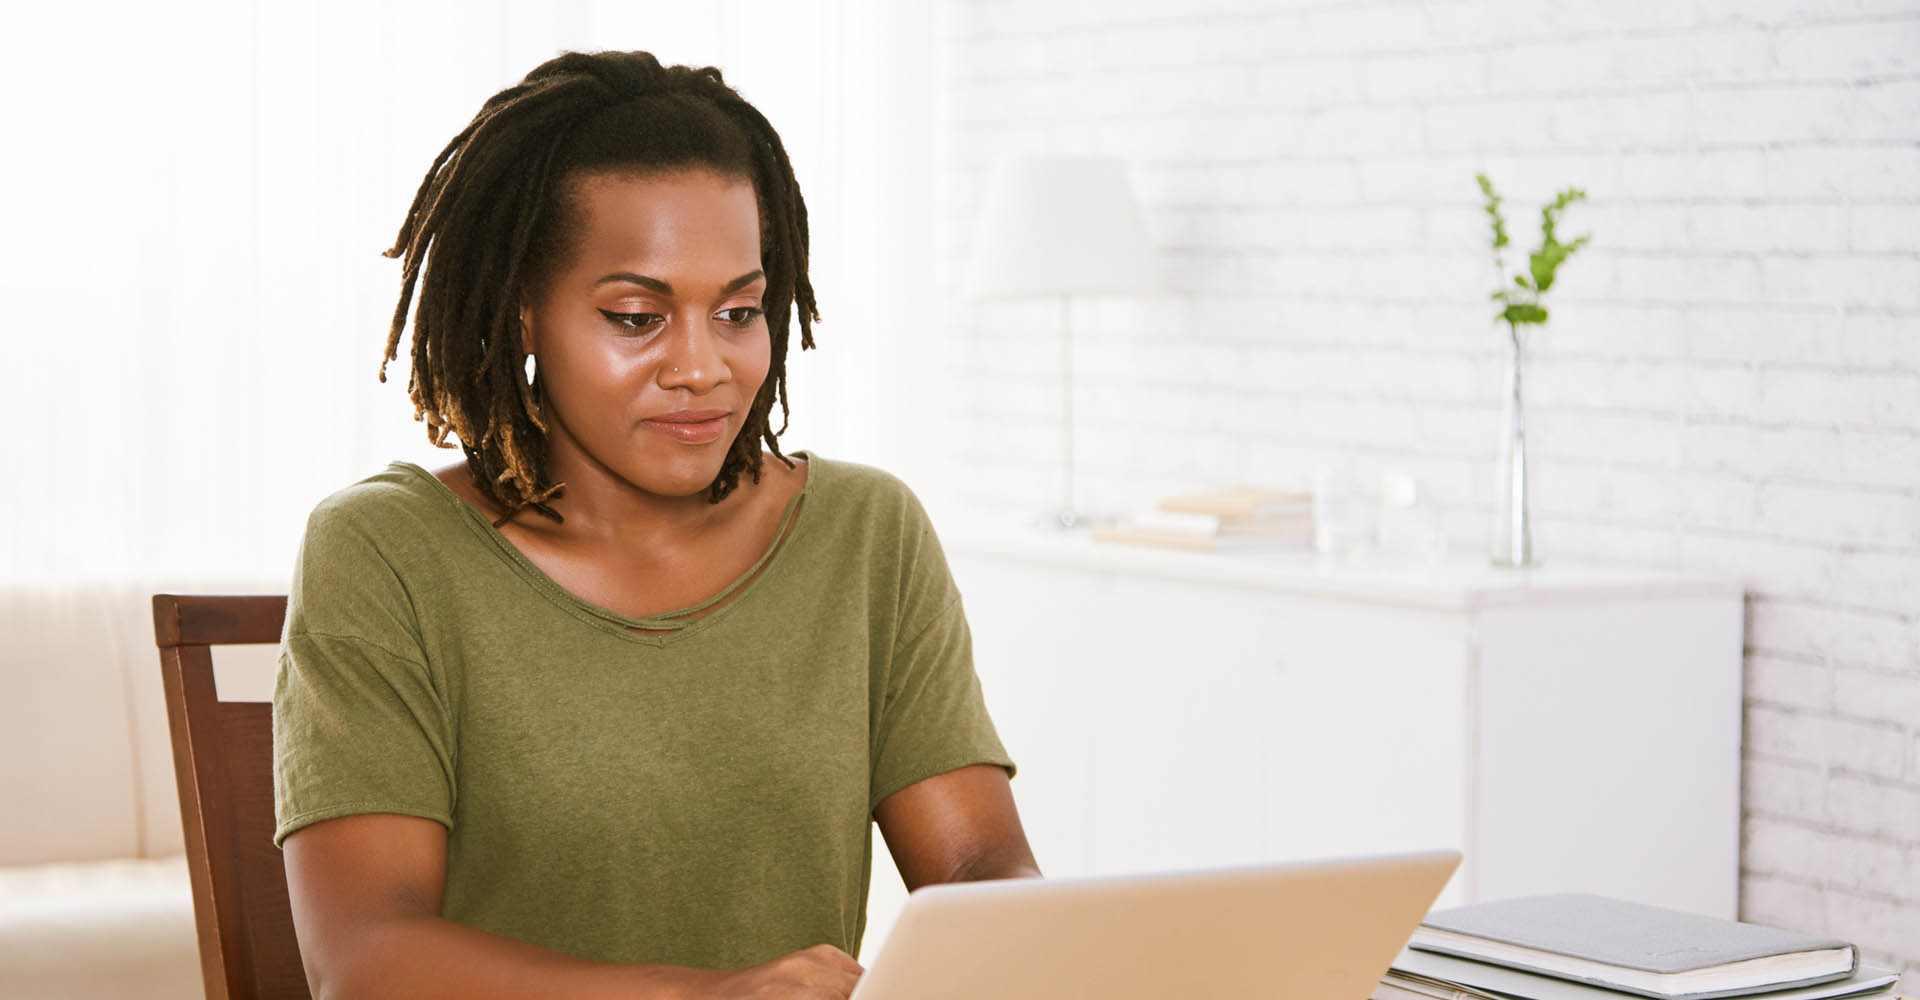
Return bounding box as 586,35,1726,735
851,848,1462,1000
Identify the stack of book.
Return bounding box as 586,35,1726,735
1089,486,1315,552
1375,895,1905,1000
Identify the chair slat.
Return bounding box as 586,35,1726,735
154,594,288,648
154,593,310,1000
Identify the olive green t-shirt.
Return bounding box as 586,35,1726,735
270,451,1015,969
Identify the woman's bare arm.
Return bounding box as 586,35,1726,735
284,814,865,999
873,764,1041,890
283,813,708,999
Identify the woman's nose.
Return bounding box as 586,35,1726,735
658,317,729,390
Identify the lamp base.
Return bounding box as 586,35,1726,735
1033,507,1121,532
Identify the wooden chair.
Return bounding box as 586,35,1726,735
152,594,311,1000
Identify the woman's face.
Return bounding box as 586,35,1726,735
520,169,770,502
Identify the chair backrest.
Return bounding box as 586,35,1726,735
152,593,310,1000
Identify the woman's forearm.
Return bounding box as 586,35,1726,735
316,913,702,1000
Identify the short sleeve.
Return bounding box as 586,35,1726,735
868,571,1016,812
271,499,457,848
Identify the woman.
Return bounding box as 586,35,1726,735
273,50,1039,999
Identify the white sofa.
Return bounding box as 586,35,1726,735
0,579,282,999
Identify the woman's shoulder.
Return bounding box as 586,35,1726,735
800,451,923,511
299,460,465,552
794,452,948,568
789,453,960,628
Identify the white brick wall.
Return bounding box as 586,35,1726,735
930,0,1920,972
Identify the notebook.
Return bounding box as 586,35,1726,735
849,848,1461,1000
1410,894,1858,1000
1383,946,1900,1000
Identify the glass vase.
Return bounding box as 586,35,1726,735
1492,329,1535,568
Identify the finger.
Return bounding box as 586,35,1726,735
829,966,863,997
809,942,864,974
797,951,862,994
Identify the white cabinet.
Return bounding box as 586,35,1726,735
966,525,1737,892
859,526,1743,958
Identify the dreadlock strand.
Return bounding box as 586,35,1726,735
377,109,507,384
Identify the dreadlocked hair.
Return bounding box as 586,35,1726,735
379,50,819,525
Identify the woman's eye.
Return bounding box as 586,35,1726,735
720,306,764,326
599,309,663,332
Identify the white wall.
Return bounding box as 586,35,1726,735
0,0,932,583
928,0,1920,973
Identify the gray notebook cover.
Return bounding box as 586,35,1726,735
1389,948,1899,1000
1412,894,1857,1000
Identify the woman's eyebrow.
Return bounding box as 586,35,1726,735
593,269,766,295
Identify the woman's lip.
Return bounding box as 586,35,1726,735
641,414,729,444
646,409,730,424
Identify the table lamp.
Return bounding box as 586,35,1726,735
960,154,1159,528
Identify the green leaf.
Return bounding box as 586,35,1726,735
1530,244,1566,292
1538,188,1589,255
1477,172,1509,250
1501,303,1548,325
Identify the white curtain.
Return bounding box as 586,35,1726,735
0,0,945,584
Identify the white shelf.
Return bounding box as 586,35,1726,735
940,517,1743,613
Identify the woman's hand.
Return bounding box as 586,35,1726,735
680,943,864,999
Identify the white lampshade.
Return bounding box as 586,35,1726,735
961,155,1159,299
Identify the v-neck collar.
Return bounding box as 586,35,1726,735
391,451,817,647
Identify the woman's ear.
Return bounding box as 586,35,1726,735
519,304,534,355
